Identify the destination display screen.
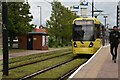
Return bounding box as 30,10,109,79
75,20,93,25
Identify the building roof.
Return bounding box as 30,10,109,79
28,32,48,35
34,27,48,33
28,26,48,35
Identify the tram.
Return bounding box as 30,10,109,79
72,18,105,55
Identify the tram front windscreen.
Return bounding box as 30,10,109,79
73,20,95,41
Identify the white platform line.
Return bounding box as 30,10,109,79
68,45,110,79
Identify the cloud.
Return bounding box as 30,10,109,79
28,0,118,27
28,0,120,3
0,0,24,2
28,1,52,26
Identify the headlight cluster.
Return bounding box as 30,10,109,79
89,42,93,47
74,41,94,48
74,42,77,47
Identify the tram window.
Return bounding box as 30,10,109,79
95,24,100,38
73,27,84,41
73,24,94,41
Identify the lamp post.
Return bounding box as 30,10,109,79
92,0,94,17
104,15,108,27
2,1,9,76
102,15,107,46
37,6,42,26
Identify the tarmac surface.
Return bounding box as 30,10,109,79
0,48,70,60
69,44,119,80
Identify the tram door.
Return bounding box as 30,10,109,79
27,35,33,50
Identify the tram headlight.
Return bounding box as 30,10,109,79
74,42,77,47
89,42,93,47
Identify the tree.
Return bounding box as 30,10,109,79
8,2,33,48
46,0,78,47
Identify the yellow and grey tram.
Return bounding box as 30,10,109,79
72,18,105,55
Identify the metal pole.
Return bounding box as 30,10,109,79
105,18,106,27
2,1,8,76
37,6,42,26
40,6,42,25
92,0,94,17
104,16,107,27
117,5,119,27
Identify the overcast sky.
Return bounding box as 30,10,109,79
28,0,120,28
28,0,120,2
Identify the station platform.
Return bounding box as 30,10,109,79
69,44,120,80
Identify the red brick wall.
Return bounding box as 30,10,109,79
18,34,48,50
32,35,42,50
18,35,27,49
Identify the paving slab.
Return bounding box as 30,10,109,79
70,45,119,79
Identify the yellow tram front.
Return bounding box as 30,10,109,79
72,18,104,55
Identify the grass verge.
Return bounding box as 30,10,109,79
3,54,74,79
9,51,71,69
9,48,71,63
33,59,87,79
9,49,28,54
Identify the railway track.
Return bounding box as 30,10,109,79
0,51,72,73
9,51,72,70
2,51,91,79
0,49,71,68
19,58,75,80
58,66,79,80
19,58,88,80
9,49,71,64
9,52,56,64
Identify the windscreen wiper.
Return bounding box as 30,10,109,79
80,40,84,44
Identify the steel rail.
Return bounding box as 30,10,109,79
9,52,71,70
19,58,75,80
